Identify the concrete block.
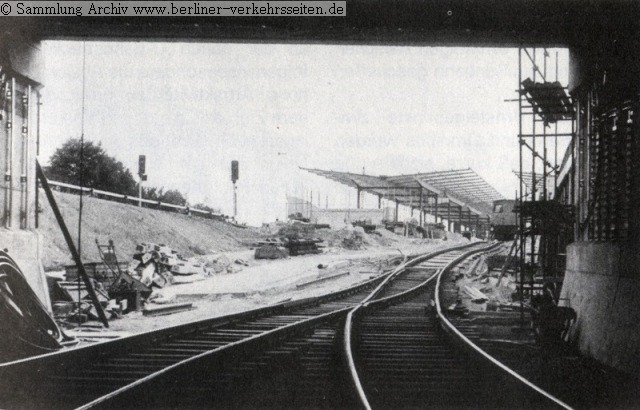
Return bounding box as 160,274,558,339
562,241,640,375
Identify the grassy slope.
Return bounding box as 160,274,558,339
39,190,261,269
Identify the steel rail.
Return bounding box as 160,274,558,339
79,244,481,409
0,244,475,409
344,241,494,409
0,263,395,409
82,245,481,409
78,306,354,409
359,242,480,305
0,264,391,369
435,247,573,410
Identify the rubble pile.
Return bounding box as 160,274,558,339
315,226,373,250
276,221,317,238
254,239,289,259
51,242,254,326
199,253,249,273
449,254,518,313
254,222,325,259
129,242,209,287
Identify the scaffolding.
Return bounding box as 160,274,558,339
516,48,576,319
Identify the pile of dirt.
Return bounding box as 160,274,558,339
39,190,264,269
275,222,381,250
314,226,372,249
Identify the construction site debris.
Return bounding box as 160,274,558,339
296,271,350,288
286,238,323,256
255,243,289,259
49,240,222,324
204,254,233,272
172,273,206,284
143,302,194,316
352,220,376,233
451,247,522,313
235,258,249,267
464,285,489,303
64,329,132,343
254,234,323,258
148,289,177,304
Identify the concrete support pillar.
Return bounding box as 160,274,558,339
377,194,382,209
0,38,50,308
356,187,361,209
447,201,452,231
434,195,439,224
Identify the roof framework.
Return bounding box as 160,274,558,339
513,170,555,199
301,167,504,219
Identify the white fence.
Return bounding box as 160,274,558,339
45,180,228,221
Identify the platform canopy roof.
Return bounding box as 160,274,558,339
301,167,504,218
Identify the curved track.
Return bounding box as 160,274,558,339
0,243,472,409
345,241,571,409
0,241,570,409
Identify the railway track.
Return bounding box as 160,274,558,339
0,241,570,409
346,241,571,409
0,243,470,409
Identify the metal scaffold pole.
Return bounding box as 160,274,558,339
518,46,525,324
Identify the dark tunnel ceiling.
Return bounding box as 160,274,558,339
2,0,638,47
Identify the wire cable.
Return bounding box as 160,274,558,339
77,42,87,327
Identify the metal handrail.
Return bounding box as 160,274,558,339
44,180,226,219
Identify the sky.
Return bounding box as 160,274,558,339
40,41,569,225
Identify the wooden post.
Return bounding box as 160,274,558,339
447,201,451,231
36,161,109,328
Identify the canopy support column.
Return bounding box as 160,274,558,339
419,188,423,226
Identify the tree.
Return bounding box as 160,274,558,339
159,189,187,206
48,138,138,195
140,187,186,205
49,138,192,206
141,186,162,201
